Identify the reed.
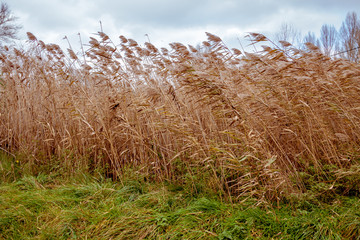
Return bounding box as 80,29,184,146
0,31,359,201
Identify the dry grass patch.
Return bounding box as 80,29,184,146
0,32,359,201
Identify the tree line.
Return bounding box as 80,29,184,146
274,12,360,62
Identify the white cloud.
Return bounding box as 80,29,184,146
8,0,360,51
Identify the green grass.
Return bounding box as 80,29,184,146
1,171,359,240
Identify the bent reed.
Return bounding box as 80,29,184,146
0,32,359,202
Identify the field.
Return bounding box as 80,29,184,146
0,32,360,239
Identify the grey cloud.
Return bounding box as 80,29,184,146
10,0,91,31
85,0,282,28
88,0,360,29
11,0,359,32
8,0,360,49
282,0,360,10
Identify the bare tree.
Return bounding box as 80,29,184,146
320,24,338,56
301,31,321,52
0,2,21,43
303,31,320,46
338,12,360,62
274,22,302,47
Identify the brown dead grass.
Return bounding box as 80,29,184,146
0,32,359,201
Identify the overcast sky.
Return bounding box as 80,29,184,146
8,0,360,51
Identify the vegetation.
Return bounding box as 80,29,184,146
1,153,360,239
0,5,359,239
0,2,20,44
1,29,360,201
277,11,360,61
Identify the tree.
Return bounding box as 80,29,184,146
338,12,360,62
0,3,21,43
320,24,338,57
274,22,302,47
303,31,320,47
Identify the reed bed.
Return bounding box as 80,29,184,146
0,32,359,201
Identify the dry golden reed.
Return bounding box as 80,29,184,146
0,31,359,201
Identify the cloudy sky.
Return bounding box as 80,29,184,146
8,0,360,51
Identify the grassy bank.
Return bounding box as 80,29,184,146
0,153,359,239
1,172,360,239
